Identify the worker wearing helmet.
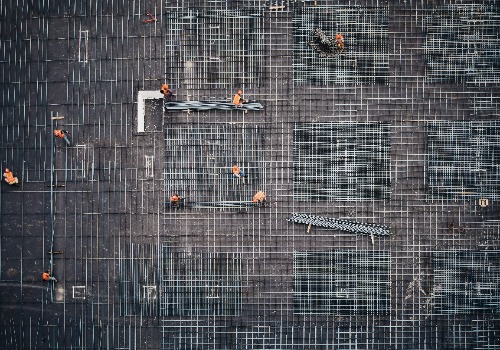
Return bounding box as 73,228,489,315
233,89,246,107
160,84,173,97
232,165,246,178
3,168,19,185
252,191,266,206
170,193,184,210
335,33,345,52
54,129,71,146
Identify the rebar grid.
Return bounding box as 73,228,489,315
293,250,391,315
423,3,500,85
427,121,500,200
294,122,391,200
0,0,500,349
164,123,264,209
293,5,389,85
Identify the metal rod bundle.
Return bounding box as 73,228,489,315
287,213,391,236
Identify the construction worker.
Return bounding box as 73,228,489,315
335,33,345,53
233,90,246,107
232,165,246,178
160,84,173,97
3,168,19,185
42,270,58,283
252,191,266,206
144,11,157,23
170,193,184,209
54,129,71,146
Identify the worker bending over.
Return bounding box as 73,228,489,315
232,165,246,178
170,193,184,209
160,84,173,97
252,191,266,206
233,90,246,107
54,129,71,146
335,33,345,53
3,168,19,185
42,270,58,283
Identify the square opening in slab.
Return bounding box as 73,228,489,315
72,286,86,299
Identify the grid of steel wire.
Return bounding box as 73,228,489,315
293,5,389,85
423,3,500,85
427,120,500,200
293,122,391,200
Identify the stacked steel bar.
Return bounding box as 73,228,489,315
287,213,391,236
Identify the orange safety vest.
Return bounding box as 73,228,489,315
161,84,171,95
233,93,242,105
336,34,344,43
54,130,64,138
3,170,18,185
232,165,240,175
42,272,51,281
253,191,266,203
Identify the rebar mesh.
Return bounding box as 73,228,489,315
427,121,500,200
423,3,500,85
293,5,389,85
293,250,391,315
294,122,391,200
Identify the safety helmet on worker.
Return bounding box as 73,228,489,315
237,90,243,95
4,168,10,172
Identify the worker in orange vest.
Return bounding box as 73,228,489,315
252,191,266,206
335,33,345,52
232,165,246,178
170,193,184,209
3,168,19,185
160,84,173,97
42,270,58,283
232,90,246,107
54,129,71,146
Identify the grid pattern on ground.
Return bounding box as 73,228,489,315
294,122,391,200
423,3,500,85
427,121,500,200
293,5,389,85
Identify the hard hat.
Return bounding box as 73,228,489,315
238,90,243,94
5,168,10,172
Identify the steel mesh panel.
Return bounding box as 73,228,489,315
423,4,500,85
427,121,500,199
432,250,500,315
293,5,389,85
293,250,391,315
294,122,391,201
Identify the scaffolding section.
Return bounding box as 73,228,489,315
427,121,500,200
293,5,389,85
423,3,500,85
294,122,391,201
160,244,242,316
164,9,265,93
164,123,264,209
293,250,391,315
